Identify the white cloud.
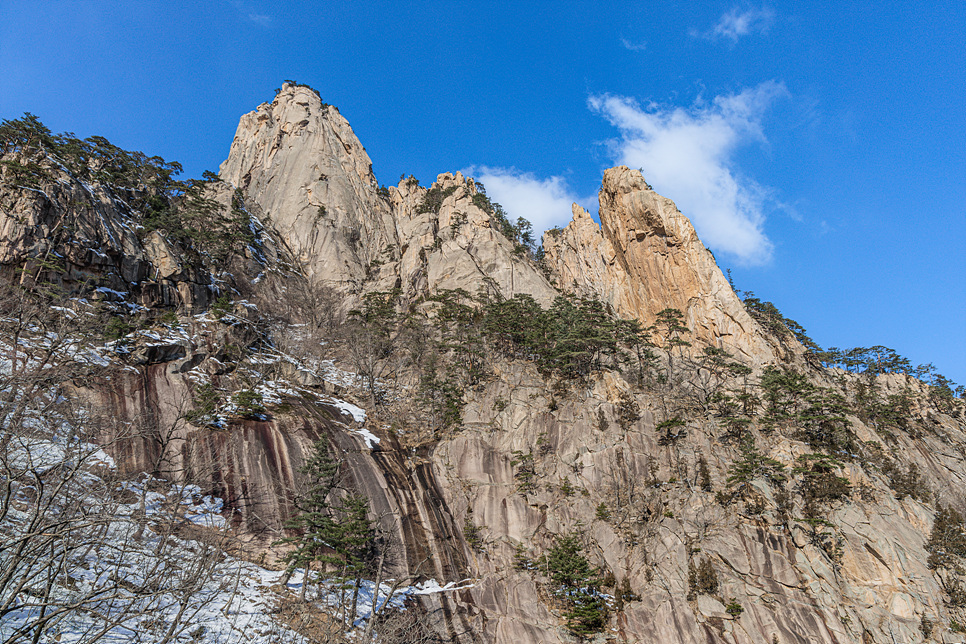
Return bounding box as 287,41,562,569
461,167,592,240
705,5,775,43
620,37,647,52
226,0,272,26
247,13,272,26
588,81,787,265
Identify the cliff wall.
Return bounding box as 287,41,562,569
2,85,965,643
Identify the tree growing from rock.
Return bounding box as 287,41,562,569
345,289,401,408
541,533,609,638
278,437,375,624
651,307,691,382
926,505,966,570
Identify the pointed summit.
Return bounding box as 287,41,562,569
219,82,394,285
220,88,784,362
544,166,786,362
219,85,557,303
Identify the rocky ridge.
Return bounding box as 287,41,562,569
543,168,785,364
1,84,965,644
219,85,557,309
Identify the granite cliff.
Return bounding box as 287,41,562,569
1,84,964,644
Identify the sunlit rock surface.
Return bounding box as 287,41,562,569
2,84,964,643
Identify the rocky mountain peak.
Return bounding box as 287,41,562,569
545,165,785,363
219,93,559,306
3,94,966,644
219,88,788,364
219,83,393,286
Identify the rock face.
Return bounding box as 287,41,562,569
219,84,557,306
219,85,395,288
430,365,966,644
0,158,194,307
96,354,468,584
544,167,783,363
3,88,966,644
386,171,558,305
211,92,966,644
0,159,276,311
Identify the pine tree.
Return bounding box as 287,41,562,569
328,493,375,625
277,438,341,600
564,591,609,638
698,456,713,492
544,534,593,588
926,505,966,570
276,439,376,620
542,534,609,638
651,308,691,381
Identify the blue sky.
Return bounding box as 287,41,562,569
2,1,964,384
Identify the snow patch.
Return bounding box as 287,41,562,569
352,428,380,449
410,578,476,595
332,399,366,422
94,286,129,300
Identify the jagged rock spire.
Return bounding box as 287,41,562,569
219,82,396,286
543,166,785,362
221,86,782,360
219,83,557,304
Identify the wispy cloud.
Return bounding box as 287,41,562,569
588,81,787,265
620,37,647,52
225,0,272,26
461,167,593,239
700,5,775,43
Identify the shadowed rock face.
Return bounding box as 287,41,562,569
90,360,469,581
0,158,214,310
85,358,477,640
0,156,285,312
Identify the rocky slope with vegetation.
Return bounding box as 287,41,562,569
1,83,964,644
